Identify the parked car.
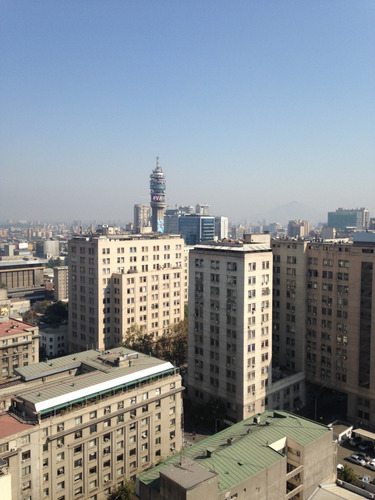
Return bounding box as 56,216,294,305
350,436,363,447
356,451,371,462
360,475,371,483
359,441,374,453
366,460,375,471
347,454,367,466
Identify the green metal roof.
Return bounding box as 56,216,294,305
138,410,332,494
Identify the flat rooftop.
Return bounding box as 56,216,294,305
0,414,33,439
71,233,183,242
14,348,175,413
193,243,271,253
0,319,36,338
138,410,332,494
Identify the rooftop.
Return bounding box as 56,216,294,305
71,233,183,242
193,243,271,253
0,414,33,439
138,410,332,494
0,319,37,338
14,347,175,414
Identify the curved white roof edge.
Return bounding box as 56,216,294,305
34,361,174,412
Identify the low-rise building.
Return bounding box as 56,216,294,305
137,410,337,500
0,319,39,381
0,347,183,500
40,324,68,358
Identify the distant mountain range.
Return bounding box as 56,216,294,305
248,201,327,227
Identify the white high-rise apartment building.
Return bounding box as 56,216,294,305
214,216,229,240
187,235,272,423
68,232,185,353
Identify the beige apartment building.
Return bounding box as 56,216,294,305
54,266,69,302
272,235,375,429
272,239,308,373
187,235,273,422
0,291,39,386
0,320,39,384
0,347,183,500
68,233,186,353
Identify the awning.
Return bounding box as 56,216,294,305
352,428,375,442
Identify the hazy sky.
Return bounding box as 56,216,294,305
1,1,374,224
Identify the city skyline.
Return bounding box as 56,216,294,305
1,2,374,223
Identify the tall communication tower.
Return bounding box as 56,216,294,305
150,157,166,232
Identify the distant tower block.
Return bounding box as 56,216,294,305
150,157,166,232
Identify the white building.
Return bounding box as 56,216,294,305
40,324,68,357
214,216,229,240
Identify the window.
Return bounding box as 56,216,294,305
57,452,65,462
89,479,97,489
74,459,82,468
74,473,82,482
57,481,65,491
22,465,31,476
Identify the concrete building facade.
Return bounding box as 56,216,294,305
0,258,47,301
0,348,183,500
0,304,39,385
272,236,375,430
187,235,273,422
54,266,69,302
67,233,185,353
134,204,151,233
40,324,68,358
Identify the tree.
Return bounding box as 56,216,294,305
22,309,39,325
338,464,358,484
122,325,154,355
40,301,68,325
153,318,188,367
121,318,188,368
107,479,135,500
45,257,63,269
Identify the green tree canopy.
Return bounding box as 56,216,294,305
22,309,39,325
122,318,188,368
107,479,135,500
40,301,68,325
338,464,358,484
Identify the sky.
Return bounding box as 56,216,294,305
1,1,374,225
